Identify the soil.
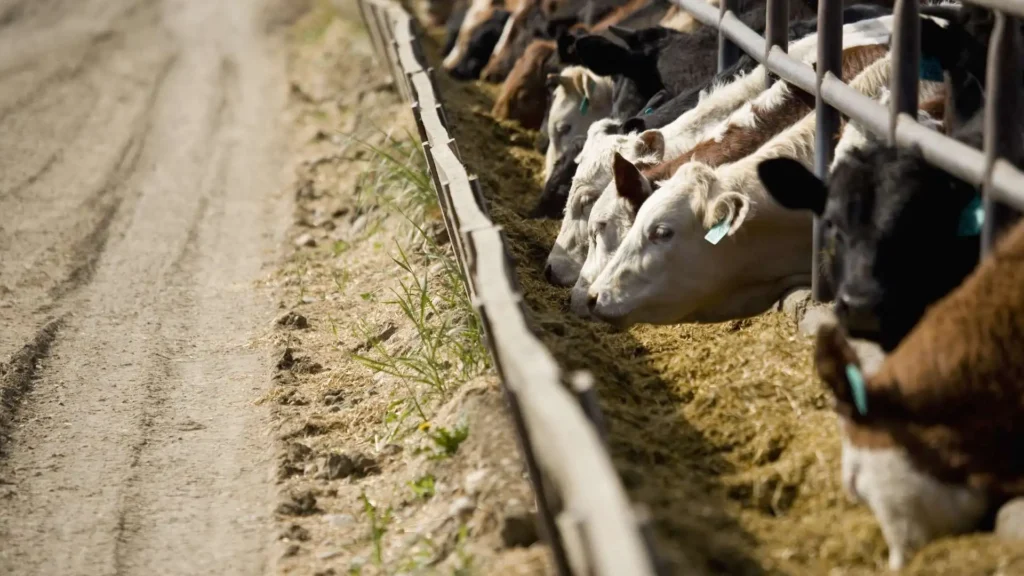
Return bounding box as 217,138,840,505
414,18,1024,576
0,0,292,572
0,0,547,575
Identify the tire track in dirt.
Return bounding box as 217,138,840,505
0,0,291,574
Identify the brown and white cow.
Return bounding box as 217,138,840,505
815,217,1024,570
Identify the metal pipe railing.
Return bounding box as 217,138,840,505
982,12,1023,255
718,0,741,71
888,0,920,144
812,0,842,302
764,0,789,88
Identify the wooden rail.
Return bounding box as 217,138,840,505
347,1,663,574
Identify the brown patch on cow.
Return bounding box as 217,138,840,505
920,93,947,131
841,221,1024,497
613,152,649,213
590,0,651,32
640,44,889,187
491,39,556,128
481,0,539,82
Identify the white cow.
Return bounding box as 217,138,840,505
544,67,615,179
544,14,897,287
586,55,895,326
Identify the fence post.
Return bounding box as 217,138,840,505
764,0,789,88
811,0,842,302
718,0,741,72
888,0,919,144
982,12,1024,256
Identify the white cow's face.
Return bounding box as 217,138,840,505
544,69,609,179
545,124,662,286
570,177,647,317
586,162,742,326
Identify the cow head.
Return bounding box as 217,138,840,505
758,150,980,351
544,67,613,179
570,152,654,317
444,7,510,80
491,39,557,128
544,123,660,287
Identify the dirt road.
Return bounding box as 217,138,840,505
0,0,292,573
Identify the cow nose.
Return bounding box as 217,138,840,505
586,293,598,311
836,290,882,335
543,263,554,283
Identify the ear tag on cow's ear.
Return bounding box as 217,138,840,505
704,217,732,245
919,57,944,82
579,96,590,115
844,364,869,416
643,107,654,115
957,194,984,237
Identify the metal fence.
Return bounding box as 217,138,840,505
349,1,665,574
676,0,1024,300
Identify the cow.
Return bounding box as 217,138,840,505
445,6,512,80
813,217,1024,570
544,13,896,287
544,66,615,179
491,39,559,130
584,55,897,326
568,42,889,317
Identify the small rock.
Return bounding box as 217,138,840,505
314,569,337,576
277,312,310,329
464,468,489,495
273,371,297,386
798,305,837,337
448,496,475,520
276,348,296,371
280,524,310,542
501,509,539,548
997,498,1024,540
276,490,319,516
322,392,344,406
295,233,317,248
325,514,355,527
278,389,309,406
379,443,403,457
317,452,379,480
350,322,397,353
349,214,369,236
316,550,343,561
282,543,301,558
303,461,319,476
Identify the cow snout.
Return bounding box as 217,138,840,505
586,292,598,311
543,263,555,283
836,290,882,337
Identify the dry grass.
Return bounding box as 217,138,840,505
416,23,1024,576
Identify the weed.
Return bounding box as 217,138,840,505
332,239,351,255
409,474,436,500
453,523,475,576
428,423,469,459
360,493,393,568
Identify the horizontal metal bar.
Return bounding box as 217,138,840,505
671,0,1024,214
958,0,1024,20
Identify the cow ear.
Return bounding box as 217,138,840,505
574,36,633,76
814,323,863,419
556,32,579,64
613,153,650,213
757,157,827,215
636,130,665,161
706,190,751,239
607,25,638,47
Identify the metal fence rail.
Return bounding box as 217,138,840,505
674,0,1024,299
349,1,663,575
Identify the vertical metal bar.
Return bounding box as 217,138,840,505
812,0,843,302
718,0,741,72
764,0,789,88
888,0,920,144
982,13,1024,256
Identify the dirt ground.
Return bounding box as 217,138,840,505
413,17,1024,576
0,0,546,575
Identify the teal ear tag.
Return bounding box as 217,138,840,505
579,96,590,115
643,107,654,115
919,57,944,82
957,195,984,237
704,218,732,245
845,364,869,416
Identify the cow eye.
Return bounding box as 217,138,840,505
648,225,673,243
556,123,571,136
